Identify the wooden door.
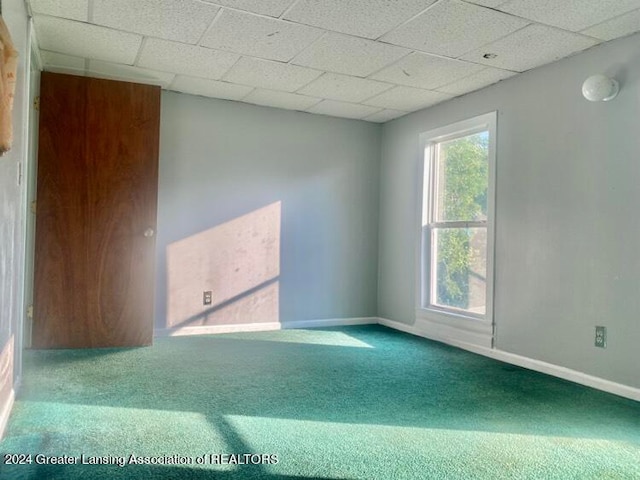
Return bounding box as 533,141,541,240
32,72,160,349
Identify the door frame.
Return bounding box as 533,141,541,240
20,19,42,360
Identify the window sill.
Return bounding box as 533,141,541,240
416,307,493,335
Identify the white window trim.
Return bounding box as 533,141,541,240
415,112,497,346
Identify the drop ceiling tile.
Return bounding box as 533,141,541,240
371,52,484,90
242,89,321,110
200,9,323,62
170,75,253,100
463,0,509,7
363,109,408,123
41,50,86,71
223,57,322,92
87,60,175,88
437,66,515,95
92,0,220,44
200,0,296,17
34,15,142,65
363,86,452,111
29,0,89,21
582,9,640,41
297,73,393,103
137,39,239,80
291,32,410,78
382,0,528,58
460,24,599,72
283,0,438,39
307,100,381,120
498,0,640,32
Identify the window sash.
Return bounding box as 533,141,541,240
428,130,489,225
424,129,489,317
427,224,487,319
430,221,486,229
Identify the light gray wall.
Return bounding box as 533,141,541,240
156,92,380,328
0,0,30,423
379,32,640,388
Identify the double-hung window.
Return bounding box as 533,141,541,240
419,112,496,323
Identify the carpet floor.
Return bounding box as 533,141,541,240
0,325,638,479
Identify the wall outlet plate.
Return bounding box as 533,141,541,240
203,291,212,305
595,326,606,348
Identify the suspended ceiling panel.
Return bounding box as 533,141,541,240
29,0,640,123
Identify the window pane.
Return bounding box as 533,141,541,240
432,227,486,315
435,131,488,222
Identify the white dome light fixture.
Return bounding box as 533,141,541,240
582,74,619,102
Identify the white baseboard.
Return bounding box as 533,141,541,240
378,317,492,353
155,317,378,337
0,388,15,440
484,347,640,402
378,317,640,402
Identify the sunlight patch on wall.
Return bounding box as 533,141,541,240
166,202,281,328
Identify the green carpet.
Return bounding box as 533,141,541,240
0,325,638,479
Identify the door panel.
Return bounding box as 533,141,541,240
33,72,160,348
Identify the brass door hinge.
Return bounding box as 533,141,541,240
33,96,40,111
27,305,33,319
30,200,36,214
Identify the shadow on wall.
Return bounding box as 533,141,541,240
166,202,281,330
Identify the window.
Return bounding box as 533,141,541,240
419,113,496,321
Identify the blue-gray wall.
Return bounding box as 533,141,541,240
156,92,381,328
379,32,640,388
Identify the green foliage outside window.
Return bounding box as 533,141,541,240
435,132,488,309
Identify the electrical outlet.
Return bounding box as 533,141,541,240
203,291,212,306
595,326,606,348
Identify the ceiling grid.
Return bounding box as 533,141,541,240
28,0,640,122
